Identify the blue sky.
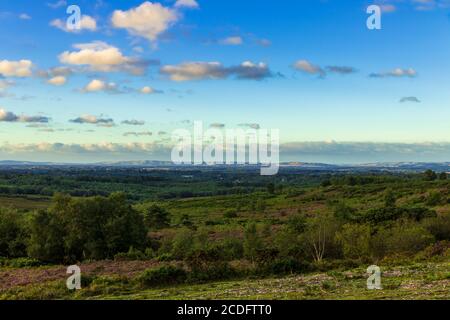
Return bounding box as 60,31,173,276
1,0,450,163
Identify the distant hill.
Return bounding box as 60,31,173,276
0,160,448,172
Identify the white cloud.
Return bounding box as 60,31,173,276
141,86,156,94
111,2,178,41
0,60,33,77
161,62,225,81
82,79,120,93
123,131,153,137
50,15,97,32
0,80,14,91
174,0,199,9
400,96,421,103
47,76,67,86
220,36,243,46
70,114,114,125
58,41,149,75
122,120,145,125
160,61,272,81
85,79,106,92
47,0,67,9
293,60,325,77
19,13,31,20
370,68,417,78
0,108,50,123
258,38,272,47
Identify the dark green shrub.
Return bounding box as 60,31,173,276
188,262,238,283
143,204,171,230
263,257,310,275
422,215,450,241
223,210,238,219
0,208,29,258
28,193,147,263
335,224,371,260
136,265,187,288
287,213,307,233
0,257,42,268
216,238,244,261
426,191,444,206
114,247,147,261
374,223,435,256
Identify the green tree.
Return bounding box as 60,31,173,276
143,204,171,230
384,189,396,208
439,172,447,180
267,182,275,194
287,213,307,233
243,222,263,263
28,193,147,262
424,170,437,181
255,199,266,213
27,209,66,263
335,224,371,260
0,208,28,258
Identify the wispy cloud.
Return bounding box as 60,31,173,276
160,61,273,81
122,120,146,126
220,36,243,46
174,0,199,9
50,15,97,33
370,68,417,78
400,96,421,103
123,131,153,137
0,108,50,123
47,0,67,9
293,60,357,77
69,114,114,126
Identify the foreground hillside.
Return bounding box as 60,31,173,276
1,168,450,300
1,260,449,299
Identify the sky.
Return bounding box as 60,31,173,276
1,0,450,163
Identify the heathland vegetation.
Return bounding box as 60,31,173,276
0,167,449,299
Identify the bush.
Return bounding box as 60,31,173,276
187,262,238,283
373,223,435,257
426,191,443,206
335,224,371,260
422,215,450,241
262,257,310,275
286,213,307,233
0,257,42,268
171,228,195,260
156,253,174,262
136,265,187,288
216,238,244,261
142,204,171,230
114,247,148,261
0,208,29,258
332,201,357,222
223,210,238,219
28,193,147,263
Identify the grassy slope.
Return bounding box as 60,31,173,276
1,176,450,300
1,260,449,300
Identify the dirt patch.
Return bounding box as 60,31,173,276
0,260,160,291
